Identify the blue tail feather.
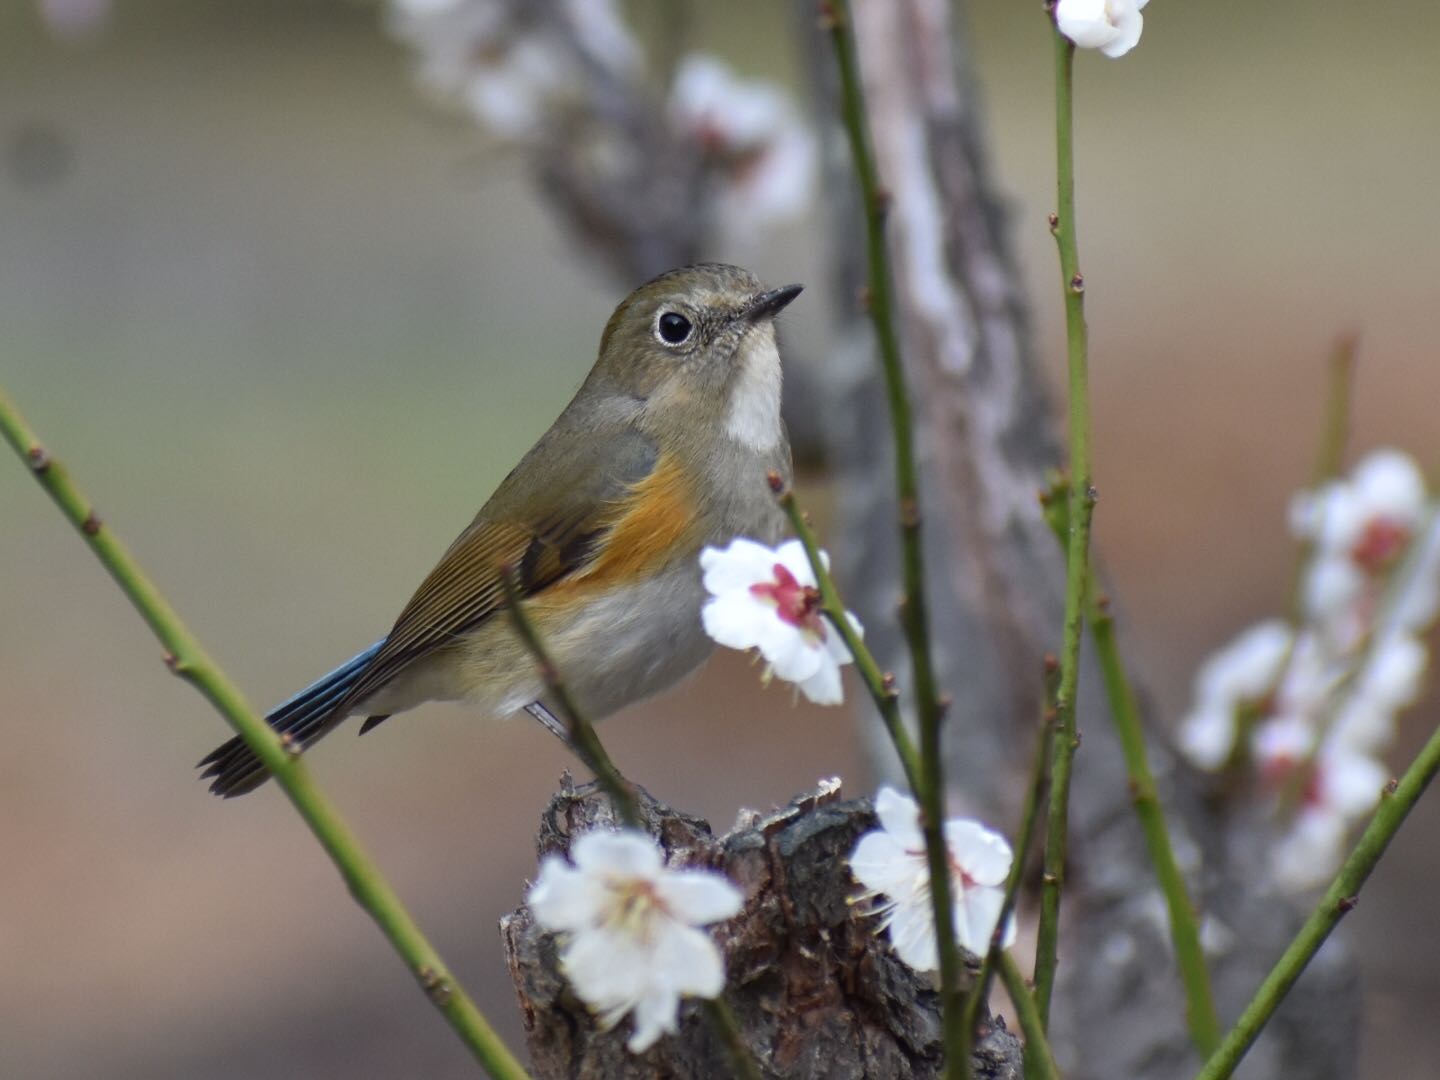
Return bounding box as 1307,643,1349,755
198,640,385,798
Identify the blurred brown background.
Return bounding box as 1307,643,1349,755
2,1,1438,1076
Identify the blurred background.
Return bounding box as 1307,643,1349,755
3,0,1439,1076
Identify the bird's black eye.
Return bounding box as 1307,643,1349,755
657,311,693,346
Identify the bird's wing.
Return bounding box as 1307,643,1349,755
334,425,664,715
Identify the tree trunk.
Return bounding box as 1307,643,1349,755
502,780,1024,1079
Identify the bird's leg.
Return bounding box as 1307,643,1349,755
524,701,575,748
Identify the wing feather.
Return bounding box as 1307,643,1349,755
330,426,658,714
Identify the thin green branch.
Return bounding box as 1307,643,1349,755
501,575,764,1078
960,658,1059,1078
0,386,531,1080
701,998,764,1080
1041,480,1221,1055
998,952,1062,1080
824,3,961,1070
1091,599,1221,1054
498,570,642,830
1311,333,1359,487
774,478,922,793
1284,334,1359,627
1194,720,1440,1080
1032,32,1096,1025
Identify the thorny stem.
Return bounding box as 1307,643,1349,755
824,2,962,1071
1032,30,1095,1026
775,479,922,793
0,386,532,1080
499,571,642,829
999,952,1062,1080
960,659,1060,1077
1194,721,1440,1080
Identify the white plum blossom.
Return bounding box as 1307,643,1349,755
1388,509,1440,633
1295,449,1429,629
1054,0,1149,59
849,786,1014,970
1182,449,1435,893
1270,807,1350,892
1330,632,1427,754
1178,620,1292,768
527,830,743,1053
1250,712,1390,890
1254,727,1390,891
700,538,861,706
388,0,640,142
669,56,817,233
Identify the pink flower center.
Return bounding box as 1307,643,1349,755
751,563,826,638
905,846,980,892
1351,517,1410,573
1260,754,1323,807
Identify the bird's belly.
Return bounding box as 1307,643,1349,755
535,563,714,718
444,560,713,722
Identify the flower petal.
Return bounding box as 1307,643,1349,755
528,857,604,932
654,870,744,925
701,590,774,651
873,786,922,845
796,654,844,705
700,537,784,594
945,819,1013,887
848,829,917,897
955,883,1012,954
885,889,939,972
571,829,663,880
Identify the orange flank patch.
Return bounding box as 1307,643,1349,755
545,454,701,600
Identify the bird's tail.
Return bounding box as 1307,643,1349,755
197,640,385,798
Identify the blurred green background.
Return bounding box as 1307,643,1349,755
3,1,1439,1076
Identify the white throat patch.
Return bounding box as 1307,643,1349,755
725,329,783,452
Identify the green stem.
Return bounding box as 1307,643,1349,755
1032,33,1095,1026
775,480,922,793
1043,480,1221,1052
998,952,1062,1080
825,4,960,1071
702,999,764,1080
499,576,765,1079
1092,599,1221,1054
0,386,531,1080
498,570,642,829
1194,720,1440,1080
960,660,1059,1078
1285,334,1358,625
1311,333,1358,487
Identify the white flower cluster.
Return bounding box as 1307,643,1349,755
387,1,815,231
388,0,617,140
1054,0,1150,59
527,786,1017,1055
849,787,1015,970
700,537,862,706
668,57,817,238
528,830,742,1052
1179,450,1437,891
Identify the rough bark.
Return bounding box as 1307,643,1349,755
806,2,1359,1077
464,0,1362,1073
502,780,1023,1080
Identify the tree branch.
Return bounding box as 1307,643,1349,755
0,385,532,1080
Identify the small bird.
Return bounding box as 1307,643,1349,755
201,264,799,796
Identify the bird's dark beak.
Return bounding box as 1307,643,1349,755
746,283,804,322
